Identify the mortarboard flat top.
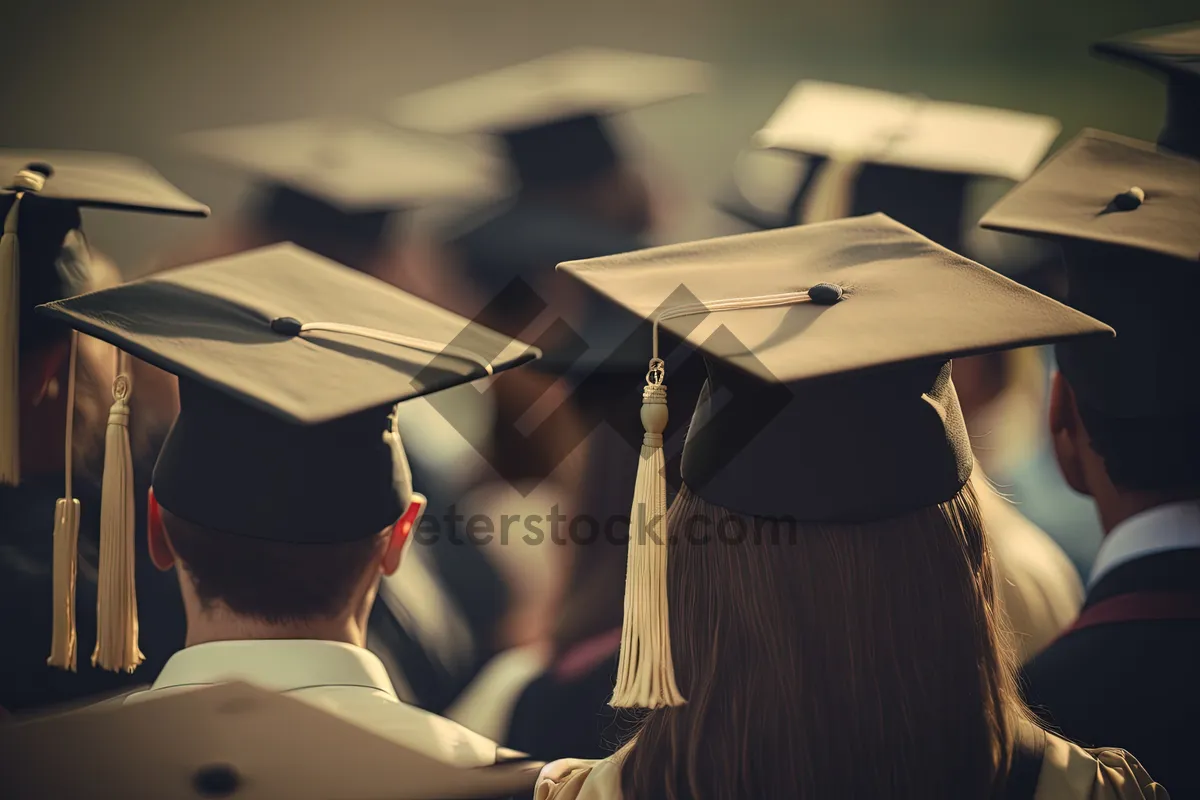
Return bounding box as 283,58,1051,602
0,150,209,216
387,47,710,136
559,213,1106,387
980,128,1200,262
754,81,1060,182
0,681,542,800
1092,22,1200,84
558,214,1111,520
38,243,537,425
181,117,504,212
38,244,538,541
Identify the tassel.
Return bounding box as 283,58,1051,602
607,289,831,709
48,332,82,670
92,355,143,672
611,365,685,709
0,169,46,485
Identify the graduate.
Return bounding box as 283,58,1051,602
33,242,546,773
535,213,1165,800
389,48,712,716
713,80,1089,661
982,128,1200,798
1091,21,1200,159
0,151,208,714
156,117,513,711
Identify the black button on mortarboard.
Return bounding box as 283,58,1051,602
193,764,241,797
270,316,303,336
808,283,844,305
1112,186,1145,211
23,162,54,178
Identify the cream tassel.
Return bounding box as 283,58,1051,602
92,352,143,672
611,363,684,708
0,170,47,485
610,288,835,709
48,331,81,670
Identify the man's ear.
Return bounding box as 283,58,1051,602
146,488,176,571
1048,372,1091,497
382,494,426,576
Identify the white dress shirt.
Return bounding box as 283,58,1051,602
125,639,502,767
1088,501,1200,591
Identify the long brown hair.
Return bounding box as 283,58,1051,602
621,480,1030,800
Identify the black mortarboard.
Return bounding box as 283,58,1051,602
0,681,542,800
557,213,1111,709
388,47,709,189
721,81,1060,252
181,118,502,267
981,128,1200,420
1092,22,1200,159
37,243,538,671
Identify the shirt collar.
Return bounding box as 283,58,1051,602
1088,501,1200,590
151,639,398,698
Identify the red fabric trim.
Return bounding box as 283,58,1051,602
553,628,623,682
1063,591,1200,638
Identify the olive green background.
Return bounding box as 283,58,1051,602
1,0,1193,271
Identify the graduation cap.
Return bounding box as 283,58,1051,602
1092,22,1200,159
556,213,1112,708
0,151,209,481
0,681,542,800
981,128,1200,423
181,117,504,268
0,152,208,673
388,47,709,189
36,243,539,675
719,81,1060,252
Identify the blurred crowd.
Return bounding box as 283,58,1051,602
0,8,1197,800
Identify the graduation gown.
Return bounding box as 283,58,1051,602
531,722,1168,800
1022,544,1200,798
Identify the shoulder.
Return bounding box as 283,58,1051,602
536,756,624,800
291,686,509,768
1036,730,1169,800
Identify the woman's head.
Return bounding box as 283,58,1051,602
622,480,1025,800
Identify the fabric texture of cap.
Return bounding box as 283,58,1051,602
388,48,709,188
980,128,1200,261
182,117,503,211
1,151,210,216
558,213,1112,521
754,81,1061,181
37,243,539,541
0,681,542,800
1092,21,1200,158
388,47,709,136
982,128,1200,419
181,117,504,264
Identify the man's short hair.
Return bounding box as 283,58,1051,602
1077,401,1200,493
161,507,387,624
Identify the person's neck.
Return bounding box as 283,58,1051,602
184,612,367,649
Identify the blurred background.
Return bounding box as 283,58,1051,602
2,0,1192,273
